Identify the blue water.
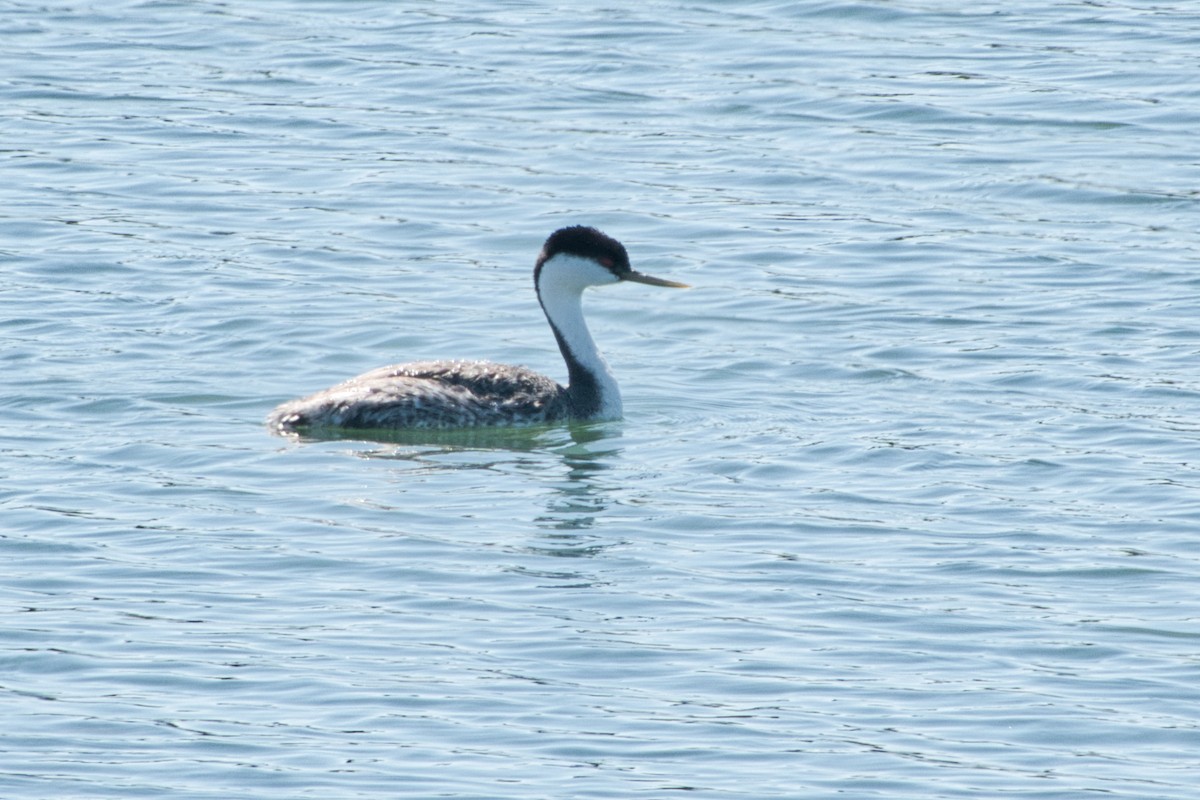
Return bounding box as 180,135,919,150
4,1,1200,797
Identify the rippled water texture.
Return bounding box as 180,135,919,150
4,1,1200,798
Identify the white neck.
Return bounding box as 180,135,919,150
536,254,623,420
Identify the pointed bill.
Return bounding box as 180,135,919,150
621,270,690,288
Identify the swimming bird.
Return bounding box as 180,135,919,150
267,226,688,432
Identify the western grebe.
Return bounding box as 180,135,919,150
267,226,688,432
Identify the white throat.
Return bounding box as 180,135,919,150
536,254,623,420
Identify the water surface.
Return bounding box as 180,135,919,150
3,1,1200,798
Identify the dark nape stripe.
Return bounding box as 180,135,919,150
546,319,601,418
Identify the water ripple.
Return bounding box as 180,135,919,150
4,1,1200,798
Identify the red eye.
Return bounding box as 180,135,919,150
599,257,614,268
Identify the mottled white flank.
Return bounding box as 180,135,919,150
267,360,569,430
266,226,687,433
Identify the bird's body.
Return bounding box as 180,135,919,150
267,226,686,433
269,360,569,430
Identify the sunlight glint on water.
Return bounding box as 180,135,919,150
3,2,1200,798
